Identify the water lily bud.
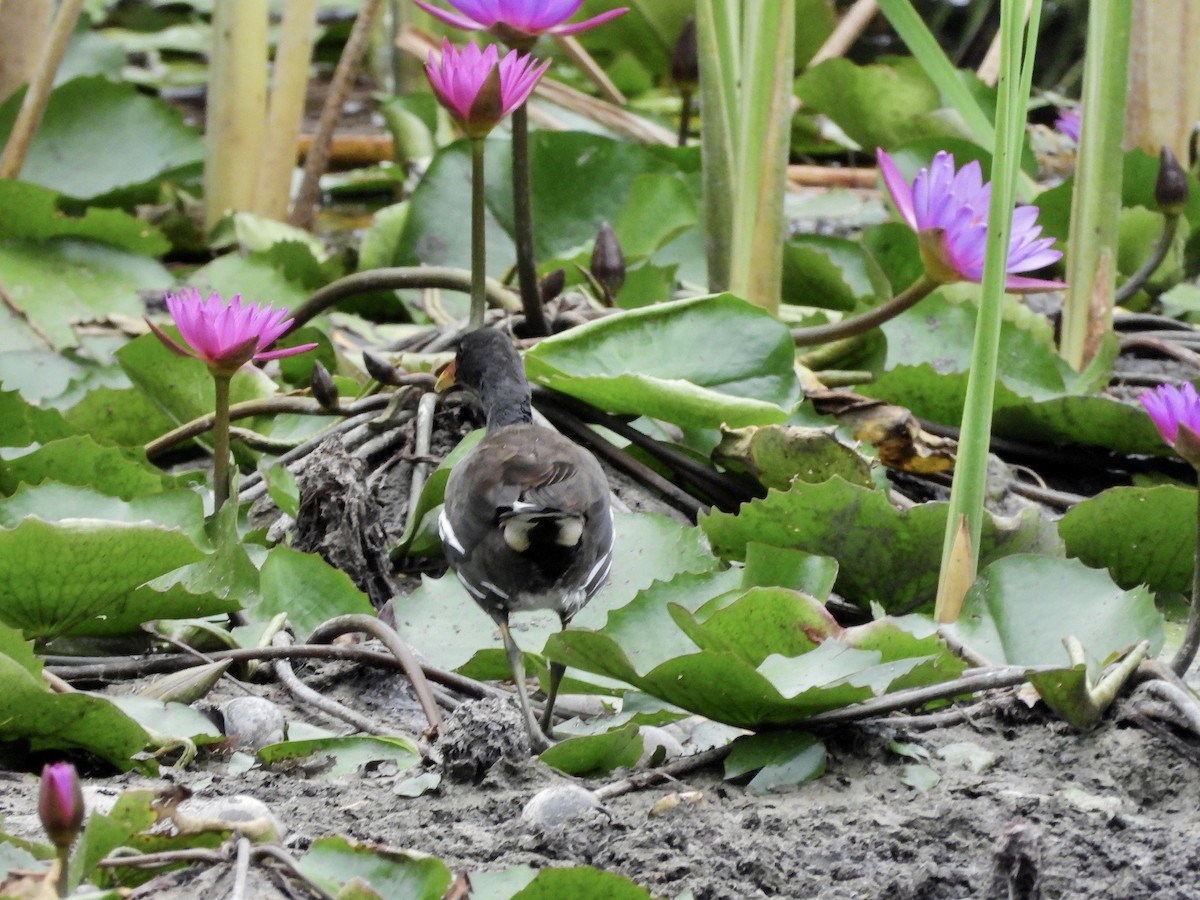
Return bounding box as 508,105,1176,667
310,360,338,410
589,222,625,302
363,350,401,386
540,268,566,304
1155,146,1189,216
38,763,84,849
671,16,698,89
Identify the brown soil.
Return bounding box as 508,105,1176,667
4,662,1200,899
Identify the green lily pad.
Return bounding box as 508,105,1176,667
0,75,202,202
0,180,168,256
0,483,205,542
700,477,1061,611
251,545,376,639
0,434,194,499
724,731,827,793
539,722,643,776
944,555,1163,674
525,294,799,429
1059,484,1195,593
509,866,652,900
0,238,173,349
795,57,956,150
0,621,148,768
297,836,451,900
549,599,962,730
783,233,891,311
0,517,226,638
396,511,724,674
0,388,79,448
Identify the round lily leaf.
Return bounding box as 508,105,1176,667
0,517,211,638
0,75,202,201
525,294,799,429
944,555,1164,673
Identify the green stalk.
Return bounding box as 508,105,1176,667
727,0,793,315
212,373,233,512
1059,0,1133,370
1171,479,1200,676
509,103,548,335
469,137,487,330
695,0,739,292
875,0,1035,202
792,274,937,346
54,844,69,897
876,0,994,145
935,0,1044,620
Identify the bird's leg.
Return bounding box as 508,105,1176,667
498,620,553,753
540,619,569,735
540,661,566,735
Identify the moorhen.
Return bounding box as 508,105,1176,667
437,328,614,750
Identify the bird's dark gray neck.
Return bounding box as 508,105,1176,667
480,370,533,430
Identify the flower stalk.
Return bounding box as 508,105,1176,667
792,274,937,346
470,136,487,329
212,373,233,510
510,103,548,334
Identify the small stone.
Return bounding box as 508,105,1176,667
220,696,285,749
520,784,607,836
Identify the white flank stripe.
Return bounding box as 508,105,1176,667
437,510,466,555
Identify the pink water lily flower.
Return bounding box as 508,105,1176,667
414,0,627,42
147,288,317,376
425,39,549,138
39,763,84,849
877,148,1064,292
1055,108,1081,143
1141,382,1200,468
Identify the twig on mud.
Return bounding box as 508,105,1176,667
45,644,507,708
406,391,439,536
230,837,251,900
307,614,443,733
102,842,336,900
271,632,408,741
800,665,1062,727
1132,679,1200,738
146,394,392,460
99,847,226,868
869,700,1001,731
594,745,733,801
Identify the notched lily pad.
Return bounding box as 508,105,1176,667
700,477,1061,611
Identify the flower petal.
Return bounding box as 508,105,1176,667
876,149,917,230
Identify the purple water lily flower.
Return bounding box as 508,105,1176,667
39,763,84,849
425,39,549,138
147,288,317,376
414,0,628,42
1141,382,1200,468
1055,108,1081,143
877,148,1065,292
